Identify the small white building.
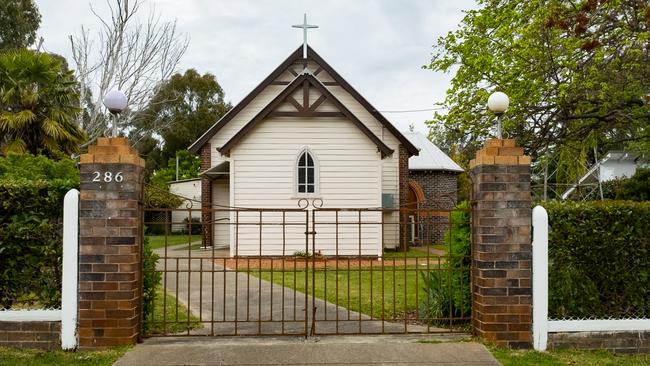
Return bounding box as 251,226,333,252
168,178,201,233
561,151,640,199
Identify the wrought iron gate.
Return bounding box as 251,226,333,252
142,199,470,337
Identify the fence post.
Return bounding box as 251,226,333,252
531,205,549,351
469,139,533,348
61,188,80,350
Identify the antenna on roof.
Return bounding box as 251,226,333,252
292,13,318,59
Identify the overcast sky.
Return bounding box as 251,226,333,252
34,0,477,135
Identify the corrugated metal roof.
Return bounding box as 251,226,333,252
404,131,464,172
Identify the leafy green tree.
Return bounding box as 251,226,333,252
0,0,41,50
132,69,230,175
0,49,85,155
428,0,650,171
150,150,201,187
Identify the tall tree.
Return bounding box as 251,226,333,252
132,69,231,175
428,0,650,171
0,49,85,155
69,0,188,144
0,0,41,50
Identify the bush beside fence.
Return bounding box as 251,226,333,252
544,200,649,320
0,155,79,309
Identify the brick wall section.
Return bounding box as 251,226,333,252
78,137,145,348
409,171,458,210
549,331,650,353
408,171,459,244
469,138,533,349
398,145,410,248
200,143,213,247
0,321,61,350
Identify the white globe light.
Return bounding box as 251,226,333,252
487,91,509,114
103,90,128,114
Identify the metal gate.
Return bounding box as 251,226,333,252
142,199,470,337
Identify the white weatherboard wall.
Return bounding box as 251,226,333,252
0,188,79,350
208,86,284,166
531,205,650,351
230,116,382,256
169,179,201,232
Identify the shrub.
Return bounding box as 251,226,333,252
0,154,79,308
142,236,161,332
419,201,471,324
182,217,201,235
544,200,650,319
144,185,183,209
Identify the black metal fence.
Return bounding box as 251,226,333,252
142,204,471,337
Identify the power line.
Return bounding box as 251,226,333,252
378,107,447,113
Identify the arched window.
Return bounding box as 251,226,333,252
297,150,315,194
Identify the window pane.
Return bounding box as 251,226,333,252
307,184,314,193
298,168,306,183
299,153,306,166
306,153,314,166
298,185,305,193
307,167,314,184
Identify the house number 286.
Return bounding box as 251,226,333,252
92,171,124,183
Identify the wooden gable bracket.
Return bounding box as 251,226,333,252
218,73,394,158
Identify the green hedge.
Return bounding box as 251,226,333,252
0,154,79,309
544,200,650,319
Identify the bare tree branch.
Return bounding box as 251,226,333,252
69,0,188,144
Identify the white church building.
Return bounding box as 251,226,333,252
188,44,460,257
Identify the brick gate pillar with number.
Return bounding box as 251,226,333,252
78,137,145,348
469,139,533,348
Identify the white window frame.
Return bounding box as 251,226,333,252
294,147,319,197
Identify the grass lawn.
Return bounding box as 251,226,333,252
254,265,461,320
489,344,650,365
146,287,201,335
0,346,130,366
146,234,200,250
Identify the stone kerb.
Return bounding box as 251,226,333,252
469,138,533,348
78,137,145,348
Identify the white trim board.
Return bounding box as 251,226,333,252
0,310,61,322
548,319,650,333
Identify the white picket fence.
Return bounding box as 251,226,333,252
0,189,79,350
531,205,650,351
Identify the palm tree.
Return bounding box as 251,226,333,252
0,49,86,155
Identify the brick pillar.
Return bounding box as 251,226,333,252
78,137,145,348
469,139,532,348
200,143,213,248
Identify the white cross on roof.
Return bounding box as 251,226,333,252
292,13,318,59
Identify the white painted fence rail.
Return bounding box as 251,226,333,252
531,204,650,351
0,188,79,350
531,205,549,351
61,188,79,350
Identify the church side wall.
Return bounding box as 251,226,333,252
327,86,401,250
230,116,382,256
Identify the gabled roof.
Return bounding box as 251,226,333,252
188,45,419,156
403,131,463,172
218,72,394,157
